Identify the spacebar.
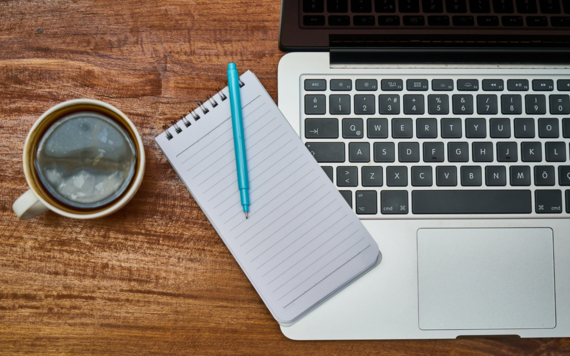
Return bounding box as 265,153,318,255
412,190,532,214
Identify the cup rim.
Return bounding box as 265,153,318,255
23,99,146,219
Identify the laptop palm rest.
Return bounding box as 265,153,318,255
417,228,556,330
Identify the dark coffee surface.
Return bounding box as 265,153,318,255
35,112,137,209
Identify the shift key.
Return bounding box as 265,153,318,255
305,142,345,162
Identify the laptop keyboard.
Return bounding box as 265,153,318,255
302,0,570,28
301,73,570,218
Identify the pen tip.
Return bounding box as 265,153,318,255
245,211,248,219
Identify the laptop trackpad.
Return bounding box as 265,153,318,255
417,228,556,330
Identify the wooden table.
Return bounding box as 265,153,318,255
1,0,569,354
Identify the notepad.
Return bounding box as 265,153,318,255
155,71,380,324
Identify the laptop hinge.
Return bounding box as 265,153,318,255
330,48,570,65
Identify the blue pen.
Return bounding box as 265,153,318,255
227,63,250,219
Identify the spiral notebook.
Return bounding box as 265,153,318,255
155,70,380,324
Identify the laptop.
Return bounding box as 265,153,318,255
277,0,570,339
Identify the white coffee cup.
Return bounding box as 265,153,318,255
13,99,145,220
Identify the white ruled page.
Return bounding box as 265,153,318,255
155,71,380,324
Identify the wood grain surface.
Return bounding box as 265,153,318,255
0,0,569,354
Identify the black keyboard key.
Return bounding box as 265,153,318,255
403,94,425,114
516,0,538,12
428,15,451,25
535,165,556,186
564,0,570,13
339,190,352,207
457,79,479,91
482,79,504,91
545,142,566,161
322,166,334,182
412,190,532,214
343,118,364,138
328,0,349,12
368,118,389,138
399,142,420,162
376,0,397,12
436,166,458,186
448,142,469,162
478,15,500,25
539,118,559,138
461,166,482,186
407,79,429,91
521,142,542,162
539,0,561,13
527,16,548,25
362,166,383,186
432,79,453,91
379,94,400,114
305,79,327,91
470,0,491,12
329,15,351,25
501,95,523,114
447,0,468,12
417,118,438,138
511,166,531,186
497,142,518,162
399,0,421,11
337,166,358,186
526,94,547,115
330,94,351,114
424,0,445,11
424,142,445,162
477,94,498,114
550,95,570,114
386,166,408,186
564,118,570,137
490,118,511,138
304,0,325,12
349,142,371,162
428,94,449,115
305,94,326,114
560,166,570,185
305,118,339,138
392,118,413,138
352,0,373,12
356,79,378,91
558,80,570,91
473,142,494,161
502,15,523,25
507,79,529,91
381,190,409,214
452,94,474,114
441,118,462,138
453,15,475,25
494,0,515,12
354,94,376,115
356,191,378,214
382,79,404,91
466,118,487,138
486,166,507,186
306,142,345,162
412,166,433,186
330,79,353,91
303,15,326,25
533,79,554,91
567,190,570,213
535,190,563,213
354,15,376,25
374,142,396,162
378,15,401,24
515,118,536,138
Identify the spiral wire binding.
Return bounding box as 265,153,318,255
161,79,246,140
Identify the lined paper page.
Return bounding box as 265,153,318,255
155,71,379,323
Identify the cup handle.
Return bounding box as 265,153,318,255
13,190,50,220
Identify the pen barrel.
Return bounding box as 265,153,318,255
227,64,249,192
240,189,250,211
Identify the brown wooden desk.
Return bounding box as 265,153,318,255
1,0,568,354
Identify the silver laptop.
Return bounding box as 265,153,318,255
277,0,570,339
